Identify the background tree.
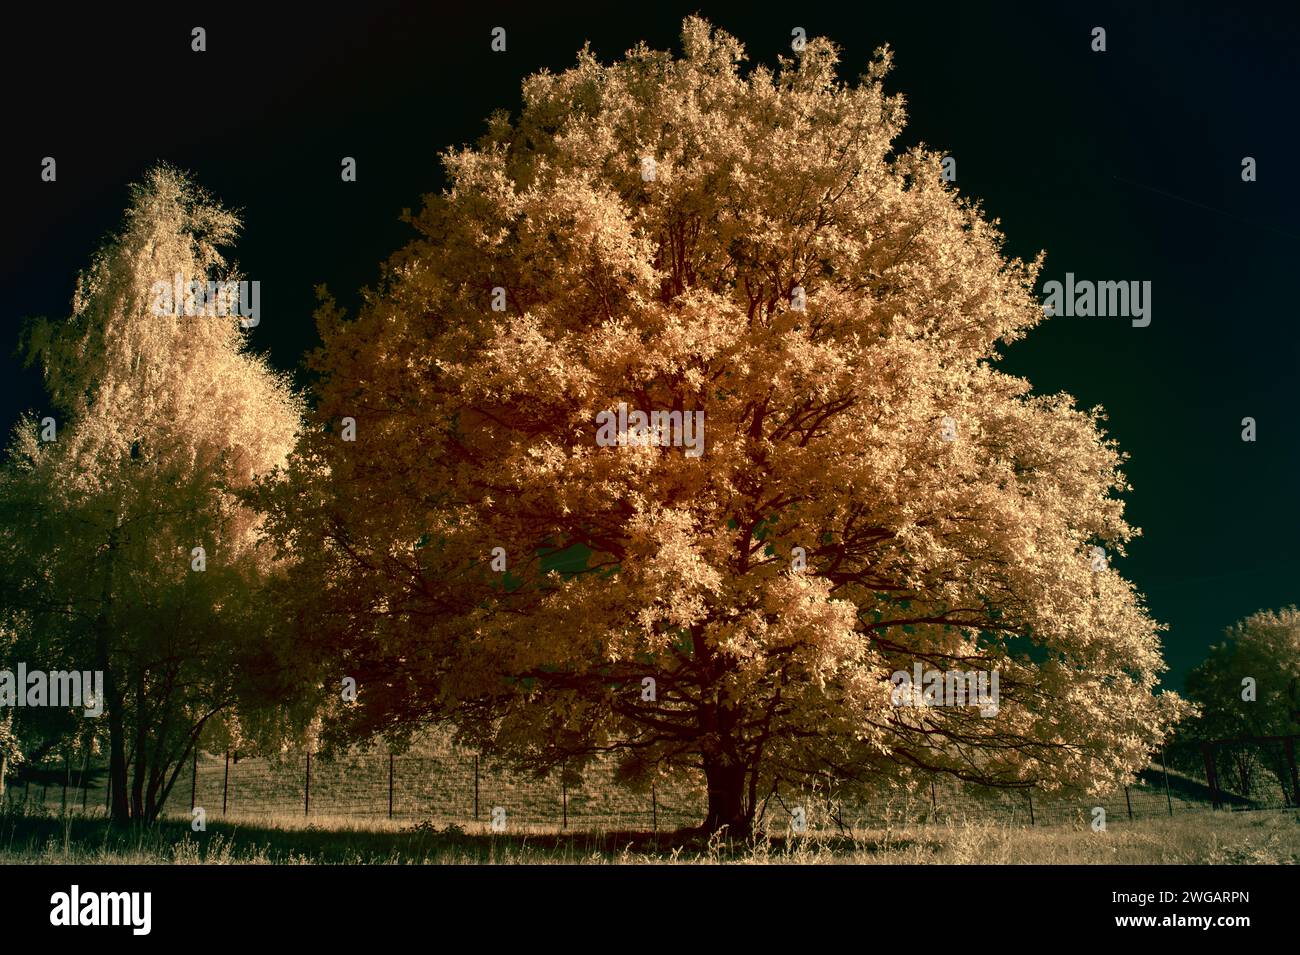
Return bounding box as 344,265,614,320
0,620,90,805
0,629,18,800
1181,607,1300,802
0,166,302,822
268,18,1187,834
0,714,14,802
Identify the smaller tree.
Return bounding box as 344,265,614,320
0,712,18,802
0,629,17,799
0,165,303,822
1185,606,1300,802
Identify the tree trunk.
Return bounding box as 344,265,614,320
98,526,130,824
703,758,750,837
98,618,129,824
697,627,754,837
131,669,147,820
153,727,202,823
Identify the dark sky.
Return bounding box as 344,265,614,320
3,1,1296,689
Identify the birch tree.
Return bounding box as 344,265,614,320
0,165,301,822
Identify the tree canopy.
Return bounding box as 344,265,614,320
265,18,1187,835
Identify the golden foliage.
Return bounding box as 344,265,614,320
273,19,1188,827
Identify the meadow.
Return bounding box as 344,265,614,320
1,804,1296,865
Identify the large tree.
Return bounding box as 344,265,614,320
0,166,301,822
269,18,1186,834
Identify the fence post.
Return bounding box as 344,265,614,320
474,756,479,820
388,753,395,820
652,782,657,833
1201,743,1221,809
62,748,70,814
222,750,230,815
562,763,568,830
1161,747,1174,816
930,780,938,820
304,751,311,817
1124,786,1133,821
1026,790,1034,826
190,747,198,812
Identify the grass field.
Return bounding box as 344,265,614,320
1,805,1296,864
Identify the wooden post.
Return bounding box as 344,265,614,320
1201,743,1221,809
1161,747,1174,816
652,782,657,833
388,754,395,819
1124,786,1133,820
62,749,70,814
304,751,311,816
221,750,230,815
562,765,568,830
930,780,938,819
1026,790,1034,826
1284,736,1300,808
474,756,480,820
190,748,197,812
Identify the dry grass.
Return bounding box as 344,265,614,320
1,805,1295,864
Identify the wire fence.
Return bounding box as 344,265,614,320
2,750,704,832
4,748,1295,833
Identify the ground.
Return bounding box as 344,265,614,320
1,807,1296,864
